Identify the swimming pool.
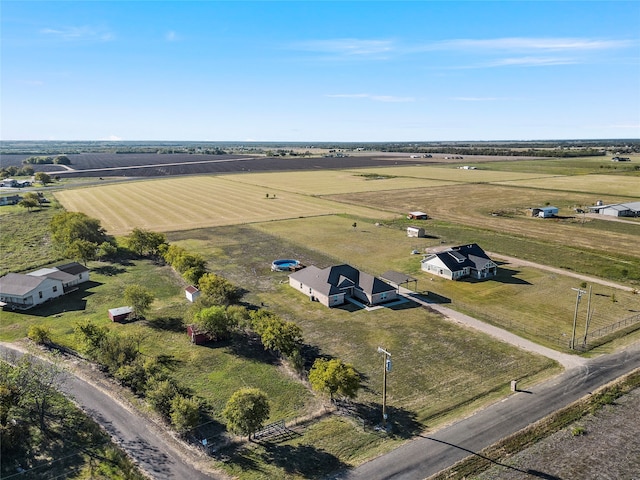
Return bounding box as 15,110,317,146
271,259,300,271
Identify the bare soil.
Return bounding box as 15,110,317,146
475,387,640,480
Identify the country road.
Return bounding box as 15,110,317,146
335,341,640,480
0,343,221,480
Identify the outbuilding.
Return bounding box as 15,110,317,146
109,306,133,322
531,206,558,218
187,324,210,345
185,285,201,302
407,226,426,238
407,211,429,220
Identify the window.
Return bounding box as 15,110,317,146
39,291,43,298
53,286,58,292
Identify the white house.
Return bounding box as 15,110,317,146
0,262,90,310
421,244,497,281
289,264,397,308
589,201,640,217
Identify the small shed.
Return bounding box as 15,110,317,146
187,324,210,345
185,285,201,302
407,211,428,220
407,226,426,238
109,306,133,322
538,206,558,218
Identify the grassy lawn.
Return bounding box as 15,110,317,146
495,173,640,197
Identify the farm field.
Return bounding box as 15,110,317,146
495,173,640,197
53,176,395,235
470,155,640,176
223,170,456,195
327,184,640,266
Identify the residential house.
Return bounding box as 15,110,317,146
288,264,397,308
421,244,497,281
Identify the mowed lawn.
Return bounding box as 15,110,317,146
223,170,455,195
495,173,640,197
53,176,395,235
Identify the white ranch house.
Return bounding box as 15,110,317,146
421,244,497,281
0,262,90,310
289,264,397,308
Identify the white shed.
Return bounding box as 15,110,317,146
407,226,426,238
185,285,201,302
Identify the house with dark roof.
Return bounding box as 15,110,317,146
421,244,497,281
0,262,90,310
288,264,397,308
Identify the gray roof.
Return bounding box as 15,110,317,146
425,244,495,273
290,264,395,297
56,262,90,275
0,273,50,296
29,269,77,284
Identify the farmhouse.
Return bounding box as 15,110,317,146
588,201,640,217
288,264,397,308
407,211,429,220
0,262,90,310
0,195,21,206
407,226,426,238
421,244,497,281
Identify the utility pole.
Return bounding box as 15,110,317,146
377,347,392,428
582,285,593,347
571,288,586,350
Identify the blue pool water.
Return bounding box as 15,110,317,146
271,259,300,271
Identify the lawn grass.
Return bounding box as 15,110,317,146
495,173,640,197
0,204,65,276
53,176,395,235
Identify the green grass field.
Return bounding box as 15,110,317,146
495,173,640,197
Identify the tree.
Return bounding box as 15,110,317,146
34,172,52,185
170,395,200,435
195,305,238,341
125,228,167,257
146,379,178,419
252,313,302,358
66,239,97,265
222,388,270,439
308,358,361,401
96,241,118,261
27,325,52,345
50,211,108,249
123,284,154,319
198,273,241,306
18,197,39,212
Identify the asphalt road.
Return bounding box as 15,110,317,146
335,342,640,480
0,344,217,480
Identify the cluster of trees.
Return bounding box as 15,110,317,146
23,155,71,165
18,192,47,212
161,244,207,285
0,165,34,178
74,321,200,434
50,211,116,265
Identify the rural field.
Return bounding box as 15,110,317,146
3,152,640,479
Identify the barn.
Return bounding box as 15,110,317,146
109,306,133,322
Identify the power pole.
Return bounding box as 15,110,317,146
571,288,586,350
377,347,392,428
582,285,593,347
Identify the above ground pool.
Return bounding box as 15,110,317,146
271,259,300,271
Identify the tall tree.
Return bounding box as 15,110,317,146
50,211,108,248
125,228,167,257
170,395,200,435
308,358,361,401
222,388,270,439
198,273,241,306
123,284,155,319
194,305,238,341
66,239,97,265
34,172,52,185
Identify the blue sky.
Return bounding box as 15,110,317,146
2,1,639,142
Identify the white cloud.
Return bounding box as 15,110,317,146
485,56,579,67
424,37,635,53
41,26,113,42
294,38,395,56
100,135,123,141
326,93,415,102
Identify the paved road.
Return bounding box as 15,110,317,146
0,343,218,480
335,342,640,480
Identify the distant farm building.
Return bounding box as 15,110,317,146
109,306,133,322
588,201,640,217
289,264,397,308
611,156,631,162
185,285,201,302
529,206,559,218
407,226,426,238
0,195,21,206
0,262,90,310
407,211,428,220
421,244,497,281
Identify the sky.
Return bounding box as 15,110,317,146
2,1,639,142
